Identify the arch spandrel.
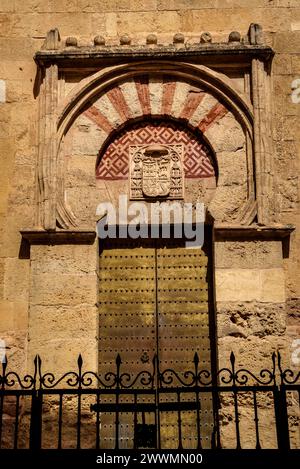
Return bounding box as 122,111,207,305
60,66,253,227
57,62,253,139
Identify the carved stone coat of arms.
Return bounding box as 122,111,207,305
130,144,184,200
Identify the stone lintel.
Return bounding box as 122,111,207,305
21,224,294,244
214,224,295,240
20,229,96,245
34,44,274,67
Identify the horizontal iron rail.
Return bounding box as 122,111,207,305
281,384,300,391
0,385,279,395
0,390,35,396
90,401,202,413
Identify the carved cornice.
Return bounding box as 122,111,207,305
35,43,274,67
21,225,294,245
214,224,295,240
20,229,96,244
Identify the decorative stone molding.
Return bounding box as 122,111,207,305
35,43,273,65
32,26,275,233
129,144,184,200
20,224,294,245
252,58,275,224
248,23,264,46
20,229,96,244
36,63,76,230
41,28,61,51
214,224,294,241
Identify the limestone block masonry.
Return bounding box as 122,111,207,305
0,3,298,438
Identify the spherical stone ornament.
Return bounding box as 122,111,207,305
173,33,185,44
65,37,78,47
94,35,105,46
228,31,241,43
146,34,157,45
120,35,131,45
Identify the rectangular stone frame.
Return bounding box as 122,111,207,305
22,25,295,377
33,25,277,232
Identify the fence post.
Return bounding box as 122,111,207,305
274,385,290,450
29,355,42,450
29,390,42,450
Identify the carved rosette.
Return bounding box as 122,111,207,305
130,144,184,200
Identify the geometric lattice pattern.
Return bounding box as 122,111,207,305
96,120,215,180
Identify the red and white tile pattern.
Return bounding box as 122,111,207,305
73,75,235,180
96,120,215,180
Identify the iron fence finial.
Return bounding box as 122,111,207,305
78,354,83,370
116,354,122,367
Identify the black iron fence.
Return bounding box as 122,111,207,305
0,352,299,450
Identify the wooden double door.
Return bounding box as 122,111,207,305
98,233,215,448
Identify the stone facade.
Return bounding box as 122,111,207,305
0,0,299,449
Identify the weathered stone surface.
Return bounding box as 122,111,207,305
3,258,30,301
0,331,27,374
219,406,278,449
273,53,292,75
180,8,291,34
215,268,286,303
30,244,98,275
209,184,248,222
215,240,283,269
218,335,291,371
274,31,300,53
28,304,98,341
205,112,246,153
0,300,28,332
27,337,98,373
30,272,97,306
217,150,248,186
217,302,286,338
0,1,299,451
286,297,300,339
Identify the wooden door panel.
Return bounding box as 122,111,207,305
99,242,157,376
98,238,213,448
156,244,212,448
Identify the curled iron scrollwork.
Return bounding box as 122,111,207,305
0,351,297,391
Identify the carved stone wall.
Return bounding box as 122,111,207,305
22,36,293,395
61,69,251,227
0,5,299,450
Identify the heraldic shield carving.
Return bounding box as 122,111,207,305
130,144,184,199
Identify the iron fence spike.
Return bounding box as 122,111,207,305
78,354,83,368
193,352,199,365
116,354,122,366
1,354,7,376
277,351,282,368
